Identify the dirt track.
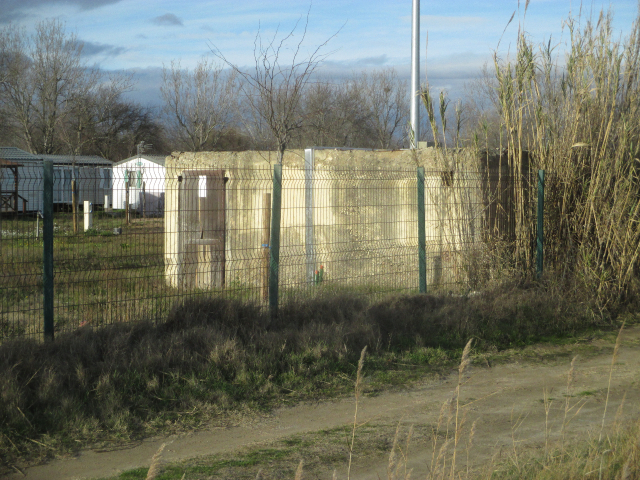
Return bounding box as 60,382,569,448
6,325,640,480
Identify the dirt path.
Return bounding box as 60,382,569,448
6,326,640,480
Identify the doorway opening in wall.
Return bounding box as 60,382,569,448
178,170,228,289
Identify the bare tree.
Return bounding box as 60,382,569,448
0,20,84,153
298,69,408,150
60,71,134,156
0,23,38,151
160,59,237,152
0,19,134,155
213,10,339,163
301,76,373,148
359,68,409,149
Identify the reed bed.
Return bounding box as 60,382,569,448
422,4,640,310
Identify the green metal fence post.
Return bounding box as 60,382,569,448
43,160,54,341
417,167,427,293
269,164,282,311
537,169,545,278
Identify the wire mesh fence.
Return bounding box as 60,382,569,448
1,160,539,341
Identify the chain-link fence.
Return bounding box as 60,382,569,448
1,160,540,341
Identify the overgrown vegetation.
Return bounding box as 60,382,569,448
0,277,621,470
418,5,640,312
104,325,639,480
493,5,640,309
3,5,640,479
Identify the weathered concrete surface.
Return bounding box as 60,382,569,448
164,148,490,294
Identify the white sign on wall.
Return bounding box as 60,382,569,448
198,175,207,198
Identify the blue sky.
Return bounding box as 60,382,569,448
1,0,638,106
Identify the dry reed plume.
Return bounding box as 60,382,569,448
145,443,165,480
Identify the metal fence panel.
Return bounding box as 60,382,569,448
1,163,526,341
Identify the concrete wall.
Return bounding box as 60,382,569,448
164,148,489,293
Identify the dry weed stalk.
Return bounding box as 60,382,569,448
450,338,473,477
388,425,399,475
294,459,304,480
430,438,452,480
429,399,451,478
508,408,529,473
599,322,625,444
613,391,627,433
347,346,367,480
553,355,589,462
560,355,577,447
427,338,475,480
543,386,553,459
465,419,478,479
387,423,414,480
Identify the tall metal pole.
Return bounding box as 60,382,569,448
410,0,420,149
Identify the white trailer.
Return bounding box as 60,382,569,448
0,149,113,213
112,155,166,215
41,155,113,208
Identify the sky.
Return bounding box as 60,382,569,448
1,0,639,106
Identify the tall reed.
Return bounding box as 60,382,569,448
491,5,640,307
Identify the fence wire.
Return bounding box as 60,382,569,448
1,162,531,341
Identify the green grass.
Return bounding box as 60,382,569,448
106,421,417,480
105,413,640,480
1,212,168,338
114,448,294,480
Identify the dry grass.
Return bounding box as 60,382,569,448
297,327,637,480
486,346,638,480
0,278,619,472
347,346,367,480
145,443,166,480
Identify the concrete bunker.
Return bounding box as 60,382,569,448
164,148,526,293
